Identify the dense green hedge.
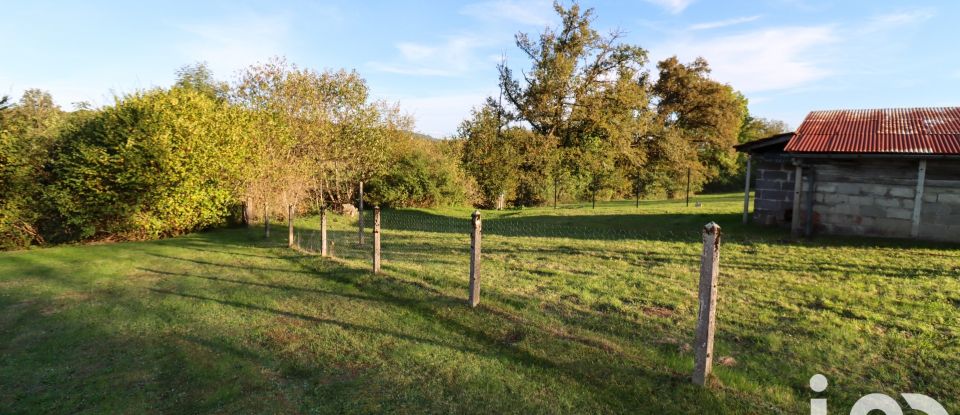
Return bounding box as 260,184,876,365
43,88,251,241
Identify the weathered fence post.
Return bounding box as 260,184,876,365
693,222,721,386
244,198,254,227
373,206,381,274
320,207,328,257
742,155,752,224
287,204,295,248
468,210,482,307
329,240,336,258
264,203,270,238
358,181,365,244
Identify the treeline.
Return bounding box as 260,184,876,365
458,2,786,207
0,61,470,249
0,2,787,250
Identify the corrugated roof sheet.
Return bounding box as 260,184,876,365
784,107,960,154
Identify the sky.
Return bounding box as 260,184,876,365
3,0,959,137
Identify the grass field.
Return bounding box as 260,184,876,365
2,193,959,414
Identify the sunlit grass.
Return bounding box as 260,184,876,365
1,193,958,413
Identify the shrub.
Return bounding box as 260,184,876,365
45,87,250,241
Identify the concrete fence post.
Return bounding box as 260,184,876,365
244,198,254,227
693,222,721,386
373,206,381,274
911,160,927,238
320,207,328,257
742,156,752,224
358,181,365,244
468,210,482,307
791,163,804,236
264,203,270,238
287,204,295,248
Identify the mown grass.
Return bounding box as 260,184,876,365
1,193,959,414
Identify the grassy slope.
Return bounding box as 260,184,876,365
1,193,959,414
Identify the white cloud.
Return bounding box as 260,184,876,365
177,12,292,78
368,36,491,77
656,26,837,93
863,8,935,32
687,15,761,31
460,0,554,26
644,0,694,14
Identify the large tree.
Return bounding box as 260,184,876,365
493,1,651,205
651,56,747,192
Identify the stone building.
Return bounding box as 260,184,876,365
736,108,960,242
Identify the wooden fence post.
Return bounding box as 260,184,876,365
264,203,270,238
320,207,328,257
329,240,335,258
358,181,365,244
468,210,482,307
693,222,721,386
373,206,381,274
287,204,295,248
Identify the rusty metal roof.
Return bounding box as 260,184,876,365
784,107,960,154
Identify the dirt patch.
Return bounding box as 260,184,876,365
40,291,92,316
642,306,674,318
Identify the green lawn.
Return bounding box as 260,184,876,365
2,193,959,414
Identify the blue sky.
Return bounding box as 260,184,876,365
3,0,959,137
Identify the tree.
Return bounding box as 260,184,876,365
459,104,518,207
493,2,651,205
233,58,412,219
651,56,747,193
175,62,229,100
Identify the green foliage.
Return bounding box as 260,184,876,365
652,56,747,189
174,62,230,100
459,104,518,206
458,3,765,205
365,139,468,208
0,90,63,249
494,2,650,206
45,87,250,241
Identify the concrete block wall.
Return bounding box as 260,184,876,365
752,159,798,226
918,160,960,242
802,159,960,242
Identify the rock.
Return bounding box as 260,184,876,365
339,203,358,217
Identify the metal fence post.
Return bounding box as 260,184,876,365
693,222,721,386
